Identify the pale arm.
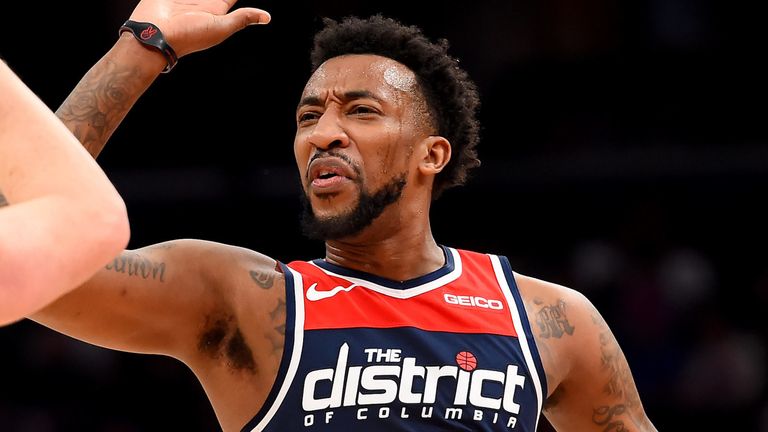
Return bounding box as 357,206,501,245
29,0,273,355
0,62,129,326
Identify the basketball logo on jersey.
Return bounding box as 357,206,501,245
301,343,526,428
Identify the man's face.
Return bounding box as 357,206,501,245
294,54,432,240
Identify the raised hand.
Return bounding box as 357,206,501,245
127,0,271,58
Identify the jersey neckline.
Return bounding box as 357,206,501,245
308,245,462,296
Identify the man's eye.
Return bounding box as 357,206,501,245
350,105,377,115
298,112,320,122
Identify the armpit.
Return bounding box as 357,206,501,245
198,313,257,374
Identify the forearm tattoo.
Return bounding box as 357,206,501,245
534,298,575,338
56,61,142,157
105,252,166,282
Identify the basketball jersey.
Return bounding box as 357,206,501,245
242,246,548,432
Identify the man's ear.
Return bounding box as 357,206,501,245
418,136,451,175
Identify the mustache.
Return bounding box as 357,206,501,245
308,149,355,166
306,150,362,182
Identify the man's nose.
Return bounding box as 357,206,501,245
307,111,349,150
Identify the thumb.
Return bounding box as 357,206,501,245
221,8,271,32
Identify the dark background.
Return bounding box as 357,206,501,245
1,0,767,430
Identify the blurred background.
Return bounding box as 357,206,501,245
1,0,766,430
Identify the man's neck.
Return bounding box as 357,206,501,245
323,229,445,282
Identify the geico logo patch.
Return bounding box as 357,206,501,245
443,293,504,310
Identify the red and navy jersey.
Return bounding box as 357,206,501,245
242,246,548,431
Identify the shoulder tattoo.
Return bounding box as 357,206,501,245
250,269,275,289
534,298,576,339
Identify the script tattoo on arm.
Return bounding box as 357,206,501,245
534,298,576,338
56,61,142,157
105,252,166,282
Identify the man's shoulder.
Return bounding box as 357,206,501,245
508,271,591,314
136,238,280,276
446,245,590,305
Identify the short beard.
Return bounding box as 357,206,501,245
300,173,407,241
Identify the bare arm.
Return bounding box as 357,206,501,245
30,239,282,360
517,274,658,431
0,62,129,326
30,0,272,355
56,0,271,158
55,34,164,158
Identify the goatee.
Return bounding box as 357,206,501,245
300,173,407,240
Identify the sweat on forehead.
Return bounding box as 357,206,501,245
304,55,418,95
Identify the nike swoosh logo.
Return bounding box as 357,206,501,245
306,282,360,301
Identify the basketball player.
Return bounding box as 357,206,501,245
30,0,658,430
0,61,130,326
